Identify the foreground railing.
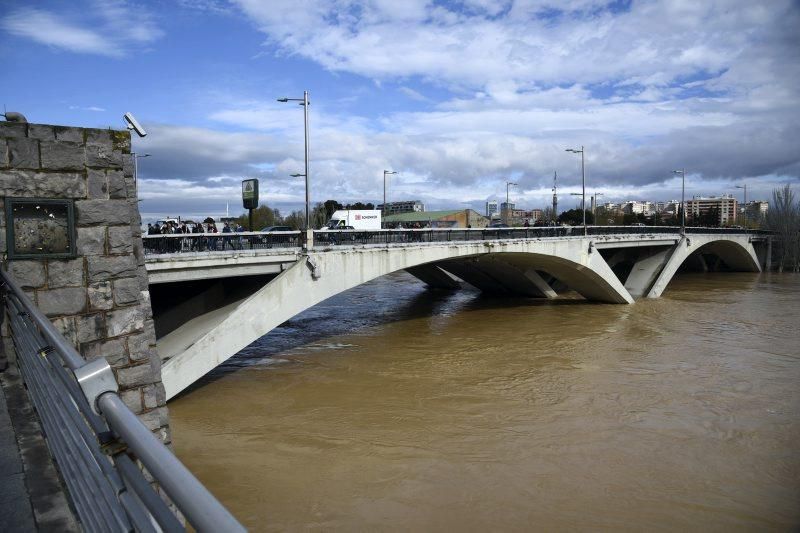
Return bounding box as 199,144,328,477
0,269,245,533
142,226,770,255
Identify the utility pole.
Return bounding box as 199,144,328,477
552,171,558,224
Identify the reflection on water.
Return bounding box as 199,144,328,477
170,272,800,531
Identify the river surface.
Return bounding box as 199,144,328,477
170,272,800,531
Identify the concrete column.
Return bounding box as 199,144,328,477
624,248,671,299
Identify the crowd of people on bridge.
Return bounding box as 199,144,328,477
144,220,247,253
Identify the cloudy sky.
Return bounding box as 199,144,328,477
2,0,799,219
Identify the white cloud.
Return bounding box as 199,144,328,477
132,1,799,215
1,2,163,57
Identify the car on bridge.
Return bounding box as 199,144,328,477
260,225,293,232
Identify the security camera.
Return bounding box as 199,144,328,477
123,112,147,137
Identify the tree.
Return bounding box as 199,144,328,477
541,206,555,224
282,210,304,230
766,184,800,272
345,202,375,210
236,204,281,230
322,199,343,221
558,209,594,226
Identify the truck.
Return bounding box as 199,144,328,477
320,210,382,230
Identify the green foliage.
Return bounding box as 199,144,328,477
558,208,594,225
236,204,282,230
344,202,375,210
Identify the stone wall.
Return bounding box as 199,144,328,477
0,120,169,443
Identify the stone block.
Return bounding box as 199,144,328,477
0,139,8,168
113,277,140,305
76,199,131,226
50,317,78,347
40,141,85,171
85,129,112,146
80,338,126,367
54,127,83,143
37,287,86,317
87,255,138,282
47,258,84,287
85,144,123,168
110,130,130,152
116,363,154,388
76,226,106,256
27,124,55,141
8,138,39,169
88,281,113,310
0,122,28,138
107,226,133,255
87,169,107,199
7,260,46,289
106,306,145,337
0,170,86,198
143,384,159,410
148,348,162,373
107,170,127,199
76,313,105,344
137,406,168,431
120,389,142,414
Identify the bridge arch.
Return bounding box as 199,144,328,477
646,235,760,298
159,239,633,399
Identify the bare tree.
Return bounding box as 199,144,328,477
765,184,800,272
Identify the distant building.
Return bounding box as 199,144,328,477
486,200,499,218
500,201,515,212
688,195,738,226
623,201,655,216
376,200,424,216
384,209,488,228
742,200,768,221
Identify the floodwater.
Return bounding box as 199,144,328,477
170,272,800,531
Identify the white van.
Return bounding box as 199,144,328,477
321,210,381,230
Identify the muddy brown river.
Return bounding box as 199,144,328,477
170,272,800,531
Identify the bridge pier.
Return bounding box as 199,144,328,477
624,248,671,299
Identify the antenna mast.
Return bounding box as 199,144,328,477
552,171,558,223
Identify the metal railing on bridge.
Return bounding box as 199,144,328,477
143,230,304,255
0,269,245,533
142,226,769,255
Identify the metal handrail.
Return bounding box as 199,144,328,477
0,268,245,533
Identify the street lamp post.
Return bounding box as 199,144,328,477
736,183,747,228
131,152,150,193
565,146,586,235
383,170,398,228
505,181,517,224
277,91,310,229
673,169,686,235
592,192,604,220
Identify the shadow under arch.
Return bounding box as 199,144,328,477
647,235,760,298
431,250,631,303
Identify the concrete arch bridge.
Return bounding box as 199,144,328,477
143,228,770,399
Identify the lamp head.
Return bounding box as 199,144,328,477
277,98,289,102
290,173,305,177
672,170,683,174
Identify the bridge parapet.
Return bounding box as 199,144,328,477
143,226,770,258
